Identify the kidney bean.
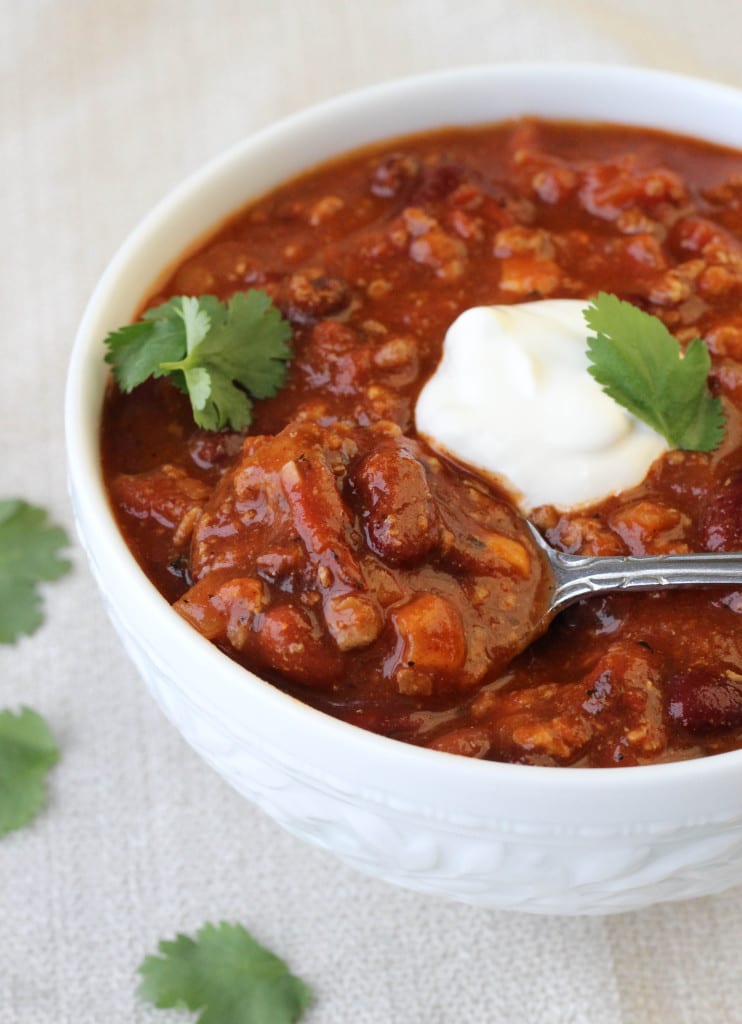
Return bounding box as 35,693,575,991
370,152,421,198
352,439,441,566
411,162,468,204
697,469,742,551
283,268,350,324
255,605,344,687
667,666,742,733
188,430,244,471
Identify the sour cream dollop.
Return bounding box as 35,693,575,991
415,299,668,512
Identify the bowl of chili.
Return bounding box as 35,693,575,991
66,63,742,914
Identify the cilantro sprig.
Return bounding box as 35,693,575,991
139,921,311,1024
585,292,725,452
0,707,60,837
0,500,67,837
104,290,293,431
0,499,71,644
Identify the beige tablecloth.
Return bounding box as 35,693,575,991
3,2,742,1021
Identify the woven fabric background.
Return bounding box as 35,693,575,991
2,2,742,1021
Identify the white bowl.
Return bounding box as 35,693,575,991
65,64,742,915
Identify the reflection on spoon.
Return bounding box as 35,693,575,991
517,522,742,662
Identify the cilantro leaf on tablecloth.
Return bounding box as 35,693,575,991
104,291,293,432
0,707,60,837
0,500,71,644
138,921,311,1024
584,292,725,452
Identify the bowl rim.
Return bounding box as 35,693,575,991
65,61,742,816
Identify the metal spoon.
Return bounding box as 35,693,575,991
527,522,742,622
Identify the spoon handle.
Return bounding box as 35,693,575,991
548,547,742,614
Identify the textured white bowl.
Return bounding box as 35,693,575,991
66,64,742,915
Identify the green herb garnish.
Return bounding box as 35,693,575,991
138,921,311,1024
104,291,293,432
0,500,70,644
585,292,725,452
0,707,60,837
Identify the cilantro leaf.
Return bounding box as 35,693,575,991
0,500,71,644
104,291,293,431
138,921,311,1024
585,292,726,452
104,316,184,392
0,707,60,837
204,291,294,399
192,366,254,433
